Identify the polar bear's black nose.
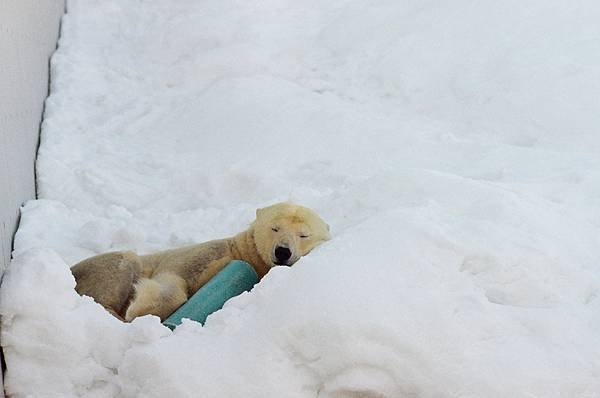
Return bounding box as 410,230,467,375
274,246,292,263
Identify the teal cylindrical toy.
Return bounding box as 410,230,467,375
163,260,258,330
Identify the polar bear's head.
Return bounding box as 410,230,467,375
252,202,330,268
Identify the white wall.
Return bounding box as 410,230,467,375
0,1,64,395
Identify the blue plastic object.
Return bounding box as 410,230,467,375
163,260,259,330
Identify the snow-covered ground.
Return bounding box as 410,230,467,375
2,0,600,396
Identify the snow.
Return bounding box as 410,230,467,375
2,0,600,396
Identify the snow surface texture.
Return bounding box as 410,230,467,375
2,0,600,397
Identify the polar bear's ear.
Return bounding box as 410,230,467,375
256,207,264,219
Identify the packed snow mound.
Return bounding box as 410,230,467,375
2,0,600,397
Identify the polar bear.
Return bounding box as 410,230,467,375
71,202,330,321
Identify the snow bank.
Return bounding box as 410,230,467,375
2,0,600,396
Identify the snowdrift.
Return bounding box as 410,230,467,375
2,1,600,397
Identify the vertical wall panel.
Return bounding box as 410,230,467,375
0,1,65,396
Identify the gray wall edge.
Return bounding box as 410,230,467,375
0,1,66,396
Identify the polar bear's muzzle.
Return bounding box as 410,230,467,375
271,240,299,266
273,245,296,266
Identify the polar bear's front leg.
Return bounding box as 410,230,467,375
125,273,188,321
